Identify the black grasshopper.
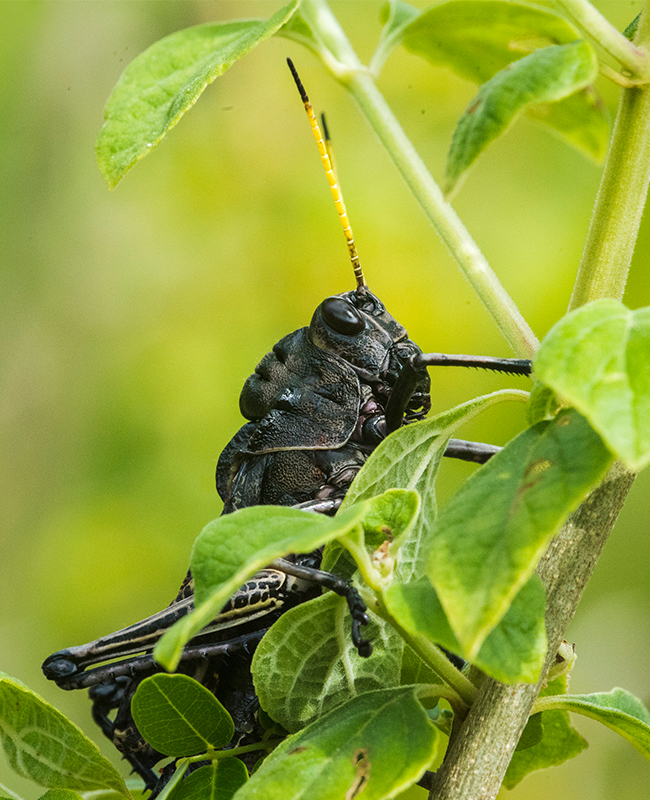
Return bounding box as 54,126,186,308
42,60,532,792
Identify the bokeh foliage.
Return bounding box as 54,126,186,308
1,2,649,798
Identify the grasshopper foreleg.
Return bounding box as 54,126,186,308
88,678,160,790
385,352,533,439
270,557,372,657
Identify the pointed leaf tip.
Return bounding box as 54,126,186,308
446,41,598,192
96,2,299,187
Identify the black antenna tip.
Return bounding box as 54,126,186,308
320,112,331,143
286,57,309,104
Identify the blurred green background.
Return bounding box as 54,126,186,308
1,2,649,798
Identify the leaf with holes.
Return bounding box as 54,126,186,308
233,687,439,800
426,409,612,658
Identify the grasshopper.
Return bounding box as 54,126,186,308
42,60,531,792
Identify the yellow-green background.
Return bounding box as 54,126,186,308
1,2,649,798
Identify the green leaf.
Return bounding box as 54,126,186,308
526,381,560,425
233,687,439,800
546,688,650,761
504,674,588,788
624,13,641,41
446,41,598,192
96,2,299,188
169,760,247,800
0,674,129,797
402,0,580,84
534,300,650,471
527,86,608,163
131,674,234,756
402,2,607,166
515,713,544,751
426,409,612,658
125,779,150,799
276,8,328,61
192,505,366,607
384,574,546,683
124,791,149,800
399,645,441,687
360,488,420,551
472,576,546,682
342,391,523,510
328,390,527,582
37,792,84,800
252,592,403,732
155,503,367,671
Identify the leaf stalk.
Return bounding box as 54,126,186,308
530,694,567,715
552,0,648,76
187,741,278,763
416,683,468,717
367,591,478,707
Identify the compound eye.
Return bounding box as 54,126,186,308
320,296,365,336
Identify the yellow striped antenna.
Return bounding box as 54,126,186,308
287,58,366,290
320,112,336,179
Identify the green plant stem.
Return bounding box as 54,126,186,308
339,532,386,593
552,0,648,76
599,62,648,87
368,591,477,707
569,7,650,308
188,741,277,763
155,759,188,800
300,0,539,359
